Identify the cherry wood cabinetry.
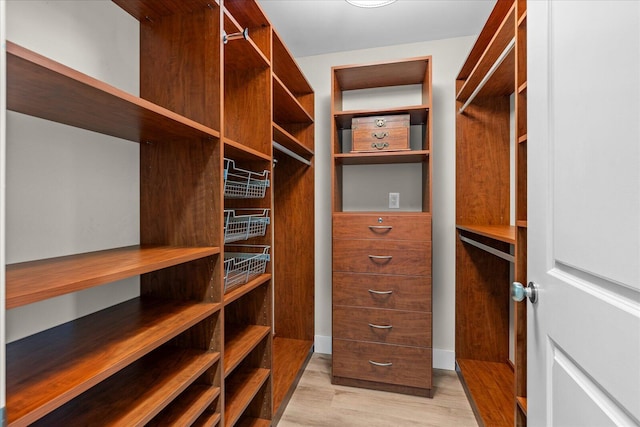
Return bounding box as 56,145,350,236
331,58,433,397
3,1,313,425
455,0,528,425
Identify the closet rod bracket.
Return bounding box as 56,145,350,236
223,28,249,44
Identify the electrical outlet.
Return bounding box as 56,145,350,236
389,192,400,209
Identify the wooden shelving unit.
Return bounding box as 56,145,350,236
455,0,528,425
331,57,433,397
3,1,314,425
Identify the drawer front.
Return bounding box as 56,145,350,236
333,339,432,389
352,127,409,152
333,272,431,312
333,306,431,347
333,213,431,241
333,239,431,276
352,114,410,130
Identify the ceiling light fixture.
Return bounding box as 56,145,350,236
346,0,398,8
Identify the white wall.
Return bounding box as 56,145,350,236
1,0,7,418
5,0,139,342
298,35,476,369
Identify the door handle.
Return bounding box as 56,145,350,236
512,281,538,304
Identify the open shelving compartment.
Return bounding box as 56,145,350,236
455,0,528,425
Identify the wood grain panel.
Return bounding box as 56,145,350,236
148,383,220,426
455,236,510,361
273,75,314,125
333,57,430,91
6,245,218,309
333,239,431,276
333,213,431,241
273,155,315,341
335,150,429,165
224,325,271,376
31,348,219,426
333,306,431,347
455,96,510,225
272,30,313,97
140,6,222,130
332,340,431,389
272,338,313,421
192,411,221,427
113,0,212,22
6,41,220,143
224,368,270,426
333,272,431,312
6,298,219,426
272,123,314,160
334,106,428,129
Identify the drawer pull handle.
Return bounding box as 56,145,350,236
372,131,389,139
368,289,393,295
368,323,393,329
371,141,389,150
368,255,393,260
369,360,393,367
368,225,393,231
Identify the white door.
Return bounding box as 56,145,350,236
528,1,640,426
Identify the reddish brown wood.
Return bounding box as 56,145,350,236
332,340,432,389
333,307,432,347
457,359,514,427
237,417,271,427
112,0,211,22
224,0,271,59
273,75,314,125
6,298,220,426
148,384,221,426
6,41,220,143
31,348,219,426
272,123,314,159
192,411,222,427
335,150,429,165
272,30,314,113
333,57,431,91
276,121,314,152
331,376,433,398
333,213,431,241
333,239,431,276
223,274,271,307
333,272,431,312
225,36,270,72
224,368,270,426
272,338,313,421
224,325,271,376
456,224,516,244
5,245,218,309
352,128,409,153
334,106,428,129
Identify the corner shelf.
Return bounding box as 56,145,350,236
6,298,220,426
6,245,220,309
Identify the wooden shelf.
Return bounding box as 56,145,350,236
273,337,313,418
518,133,528,144
193,411,222,427
456,4,516,101
517,220,528,228
237,417,271,427
224,274,271,306
333,57,430,91
6,41,220,143
272,31,313,97
6,297,220,426
516,396,528,414
456,224,516,244
518,10,527,26
148,383,221,427
273,75,313,125
224,8,243,34
32,348,219,426
6,245,220,309
225,368,270,426
457,359,514,427
334,105,428,129
224,325,271,377
112,0,215,22
335,150,429,165
273,123,314,160
224,33,270,71
518,81,528,94
224,138,272,162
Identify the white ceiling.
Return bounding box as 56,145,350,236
257,0,497,58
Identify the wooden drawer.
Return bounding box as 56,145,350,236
333,213,431,241
333,272,431,312
332,339,432,389
333,239,431,276
333,306,431,347
351,114,410,153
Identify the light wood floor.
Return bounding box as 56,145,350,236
277,353,478,426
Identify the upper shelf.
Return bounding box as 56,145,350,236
6,245,220,310
456,4,515,102
457,224,516,244
6,41,220,143
273,75,314,124
112,0,215,22
334,105,429,130
224,12,270,71
335,150,429,165
333,57,431,91
272,30,313,98
273,123,314,161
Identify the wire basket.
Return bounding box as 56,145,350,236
224,209,271,243
224,245,271,292
224,158,270,199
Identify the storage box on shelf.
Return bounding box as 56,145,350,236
331,57,433,397
454,0,528,425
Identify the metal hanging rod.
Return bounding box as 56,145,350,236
458,38,516,114
459,234,514,263
223,28,249,44
273,141,312,166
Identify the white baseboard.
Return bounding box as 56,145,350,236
313,335,456,371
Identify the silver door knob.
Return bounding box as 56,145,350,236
511,281,538,304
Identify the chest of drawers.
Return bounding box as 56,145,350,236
331,213,433,397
